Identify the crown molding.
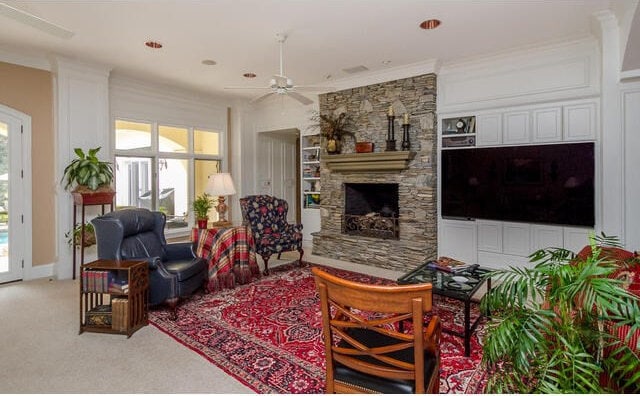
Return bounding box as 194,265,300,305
0,44,52,71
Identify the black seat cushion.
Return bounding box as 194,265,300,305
163,258,207,282
334,328,437,394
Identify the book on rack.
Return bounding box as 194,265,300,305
111,298,129,332
108,279,129,294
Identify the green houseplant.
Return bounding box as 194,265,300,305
481,233,640,393
62,147,114,191
192,193,213,229
65,222,96,248
310,111,355,154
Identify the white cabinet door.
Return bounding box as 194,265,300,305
438,219,477,263
563,227,592,253
503,222,531,256
476,114,502,146
532,107,562,142
503,111,530,144
563,102,596,141
477,220,503,253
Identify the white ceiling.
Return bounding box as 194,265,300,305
0,0,629,101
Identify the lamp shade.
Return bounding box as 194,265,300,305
206,173,236,196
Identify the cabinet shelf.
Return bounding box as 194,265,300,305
302,146,321,151
79,259,148,338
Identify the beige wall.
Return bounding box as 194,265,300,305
0,61,55,266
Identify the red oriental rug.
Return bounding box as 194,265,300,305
149,263,487,393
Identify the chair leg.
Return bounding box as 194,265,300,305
298,248,305,267
261,254,272,276
166,297,179,321
277,252,282,260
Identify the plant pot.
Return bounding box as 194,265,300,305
197,218,208,229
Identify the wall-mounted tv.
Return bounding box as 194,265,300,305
441,142,594,227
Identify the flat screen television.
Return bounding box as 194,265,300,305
441,142,594,227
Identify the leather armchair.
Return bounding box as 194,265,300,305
91,208,207,319
239,195,303,275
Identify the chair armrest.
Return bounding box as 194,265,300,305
164,242,196,260
283,223,303,235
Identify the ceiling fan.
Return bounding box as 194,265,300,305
225,33,328,106
0,2,74,39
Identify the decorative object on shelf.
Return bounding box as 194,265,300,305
481,233,640,393
386,105,396,151
455,118,467,133
309,110,355,155
355,141,374,153
62,147,114,192
192,193,214,229
206,172,237,226
401,113,411,151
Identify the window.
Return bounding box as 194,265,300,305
114,119,224,233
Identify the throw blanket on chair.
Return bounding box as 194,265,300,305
192,227,261,292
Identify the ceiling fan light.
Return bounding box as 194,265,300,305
269,78,278,88
286,78,293,88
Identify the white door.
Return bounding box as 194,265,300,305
0,106,29,283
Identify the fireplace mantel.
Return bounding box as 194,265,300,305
323,151,416,172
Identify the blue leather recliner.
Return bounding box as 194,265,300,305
91,208,207,319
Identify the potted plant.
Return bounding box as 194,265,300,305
310,111,355,154
480,233,640,393
65,222,96,248
192,193,213,229
62,147,114,192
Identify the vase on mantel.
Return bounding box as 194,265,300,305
326,138,340,154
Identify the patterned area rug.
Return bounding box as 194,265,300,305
149,263,487,393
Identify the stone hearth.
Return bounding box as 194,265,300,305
312,73,438,272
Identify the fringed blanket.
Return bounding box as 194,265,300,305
192,227,261,291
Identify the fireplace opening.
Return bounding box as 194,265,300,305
343,183,399,239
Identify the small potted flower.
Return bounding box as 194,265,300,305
192,193,213,229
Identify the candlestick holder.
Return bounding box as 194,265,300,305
386,115,397,152
401,123,411,150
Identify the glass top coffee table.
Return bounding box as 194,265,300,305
398,261,492,357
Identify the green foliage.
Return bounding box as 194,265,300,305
309,110,355,140
481,232,640,393
192,193,213,219
62,147,114,191
65,222,95,247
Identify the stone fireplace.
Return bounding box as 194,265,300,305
312,74,438,272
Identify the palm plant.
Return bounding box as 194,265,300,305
481,233,640,393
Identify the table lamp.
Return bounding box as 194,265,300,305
206,172,236,226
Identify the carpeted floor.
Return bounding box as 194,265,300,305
149,263,487,393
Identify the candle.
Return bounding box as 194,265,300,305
403,113,409,124
388,105,394,117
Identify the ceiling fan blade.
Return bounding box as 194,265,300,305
0,3,74,39
287,91,314,105
251,92,277,104
293,86,337,92
224,86,271,90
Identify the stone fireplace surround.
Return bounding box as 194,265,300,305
312,74,438,272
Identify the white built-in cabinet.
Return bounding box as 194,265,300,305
439,97,598,269
475,98,597,146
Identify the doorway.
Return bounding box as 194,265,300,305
256,129,300,223
0,105,30,283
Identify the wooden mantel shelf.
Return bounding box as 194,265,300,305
323,151,416,172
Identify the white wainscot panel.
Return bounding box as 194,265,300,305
563,227,593,253
476,113,502,146
502,222,531,256
439,220,477,264
478,251,532,270
532,107,562,142
503,111,530,144
477,220,503,253
563,101,596,141
531,225,564,252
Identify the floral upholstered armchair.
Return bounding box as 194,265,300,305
240,195,304,275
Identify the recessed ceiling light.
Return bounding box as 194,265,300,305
144,40,163,49
382,60,392,65
419,19,441,30
243,73,257,78
202,59,217,66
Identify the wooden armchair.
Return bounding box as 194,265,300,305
312,267,441,394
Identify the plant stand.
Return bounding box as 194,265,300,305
72,191,115,280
